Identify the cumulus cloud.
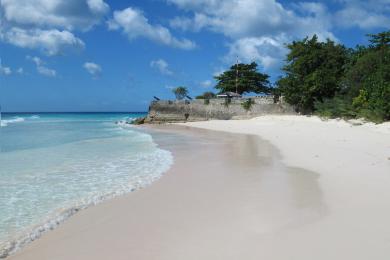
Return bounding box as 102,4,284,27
26,56,43,66
37,66,56,77
167,0,336,72
83,62,102,77
87,0,110,17
200,80,212,88
26,56,56,77
1,28,85,56
225,36,289,71
334,0,390,29
150,59,173,75
1,0,109,31
168,0,334,39
0,58,12,75
0,0,109,54
107,7,196,50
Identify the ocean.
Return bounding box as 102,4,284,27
0,113,173,257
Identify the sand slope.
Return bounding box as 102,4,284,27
10,116,390,259
182,116,390,259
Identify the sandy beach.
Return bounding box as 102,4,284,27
10,116,390,259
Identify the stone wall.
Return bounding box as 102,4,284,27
145,96,296,123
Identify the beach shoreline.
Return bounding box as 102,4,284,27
9,116,390,259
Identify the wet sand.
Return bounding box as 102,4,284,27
10,121,390,259
10,125,326,259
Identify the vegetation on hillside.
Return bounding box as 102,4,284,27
276,30,390,122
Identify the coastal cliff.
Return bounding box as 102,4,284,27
145,96,296,123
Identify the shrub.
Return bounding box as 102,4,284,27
224,98,231,107
172,86,188,100
196,91,216,100
314,96,356,119
241,98,255,111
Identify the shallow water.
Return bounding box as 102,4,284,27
0,113,173,256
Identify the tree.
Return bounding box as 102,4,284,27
345,31,390,121
172,86,188,100
195,91,216,99
367,31,390,49
214,62,270,95
277,35,348,113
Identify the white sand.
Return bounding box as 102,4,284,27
181,115,390,259
9,117,390,259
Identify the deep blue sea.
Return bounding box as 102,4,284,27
0,113,173,256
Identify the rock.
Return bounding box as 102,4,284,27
132,117,146,125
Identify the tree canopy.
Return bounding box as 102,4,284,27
172,86,188,100
277,35,348,113
276,31,390,122
196,91,216,99
214,62,270,95
345,31,390,121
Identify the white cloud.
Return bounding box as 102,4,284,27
26,56,56,77
170,0,390,34
334,0,390,29
200,80,213,88
167,0,336,73
169,14,208,32
0,67,12,75
213,67,226,77
37,66,56,77
0,28,85,56
1,0,109,31
0,58,12,75
166,0,220,11
107,7,196,50
150,59,173,75
17,67,24,74
168,0,334,39
0,0,108,54
26,56,42,66
226,36,288,71
83,62,102,77
87,0,110,16
337,8,390,29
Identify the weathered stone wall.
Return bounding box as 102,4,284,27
145,96,296,123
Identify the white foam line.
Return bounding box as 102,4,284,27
0,148,173,258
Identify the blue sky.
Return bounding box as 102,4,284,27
0,0,389,112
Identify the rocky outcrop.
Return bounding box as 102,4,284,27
145,96,296,123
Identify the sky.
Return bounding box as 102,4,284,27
0,0,389,112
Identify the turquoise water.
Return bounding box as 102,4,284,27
0,113,173,256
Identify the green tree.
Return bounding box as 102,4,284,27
214,62,270,95
195,91,216,99
278,35,348,113
172,86,188,100
343,31,390,121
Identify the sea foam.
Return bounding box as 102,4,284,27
0,114,171,258
0,117,25,127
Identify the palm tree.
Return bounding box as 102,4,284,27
172,86,188,100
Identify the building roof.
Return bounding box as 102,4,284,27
217,92,242,98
